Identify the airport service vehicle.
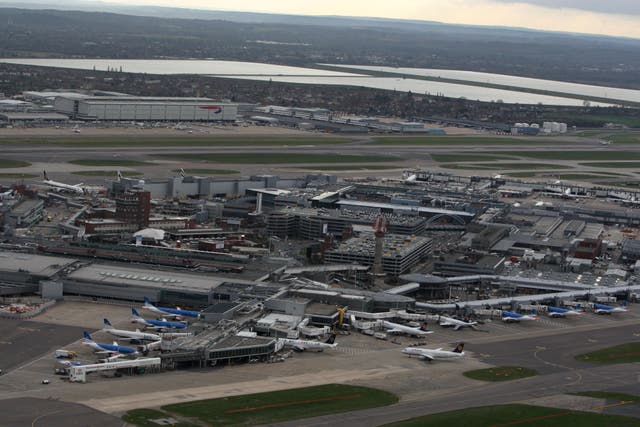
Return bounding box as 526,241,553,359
402,342,465,362
594,301,628,315
143,297,199,319
382,320,434,337
437,315,478,330
547,306,583,318
131,308,187,330
278,334,338,352
82,331,138,357
501,310,537,323
102,319,161,342
55,349,78,359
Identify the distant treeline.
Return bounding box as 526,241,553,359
1,7,640,89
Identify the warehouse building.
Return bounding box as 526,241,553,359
54,96,238,121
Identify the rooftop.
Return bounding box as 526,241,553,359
0,252,77,277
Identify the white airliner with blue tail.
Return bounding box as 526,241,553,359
547,306,583,318
143,296,200,319
594,301,628,315
131,308,187,330
102,319,161,342
501,310,537,323
82,331,138,357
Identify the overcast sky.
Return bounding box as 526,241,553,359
97,0,640,38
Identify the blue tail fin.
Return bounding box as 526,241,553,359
103,318,112,327
622,300,628,307
144,296,153,305
453,342,465,353
83,331,93,341
132,308,141,317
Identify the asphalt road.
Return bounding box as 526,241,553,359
0,319,85,373
0,397,125,427
269,324,640,426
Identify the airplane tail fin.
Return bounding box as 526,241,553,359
143,296,154,307
453,342,465,353
132,308,142,318
103,319,113,329
43,170,48,181
621,300,628,307
420,322,429,331
117,170,123,180
325,333,337,344
180,168,185,178
83,331,93,341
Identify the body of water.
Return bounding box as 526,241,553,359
0,58,617,106
328,64,640,104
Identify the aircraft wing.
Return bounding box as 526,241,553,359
419,354,435,361
440,320,454,327
293,345,306,352
386,328,403,334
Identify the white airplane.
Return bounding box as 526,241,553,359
42,171,84,195
82,331,138,357
501,310,537,323
142,296,200,319
547,306,583,318
593,301,628,315
0,189,16,201
404,174,418,184
402,342,465,362
382,320,434,337
102,319,161,342
437,315,478,330
278,334,337,352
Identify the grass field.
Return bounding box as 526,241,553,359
547,114,640,128
575,130,606,137
580,162,640,168
463,366,538,382
506,172,624,180
489,151,640,161
383,404,640,427
172,168,240,175
0,159,31,168
0,136,350,147
609,133,640,144
289,165,402,171
575,342,640,365
0,173,37,179
72,170,142,177
124,384,398,427
122,409,198,427
473,163,572,170
571,391,640,402
69,159,154,167
157,153,399,164
371,137,544,145
431,154,516,163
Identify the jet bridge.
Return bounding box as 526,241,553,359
68,357,161,383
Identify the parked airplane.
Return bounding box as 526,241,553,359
82,331,138,357
102,319,161,342
0,189,16,201
501,310,537,323
278,334,337,352
143,297,200,319
42,171,84,194
131,308,187,330
402,342,465,362
437,315,478,330
382,320,434,337
547,306,583,318
594,301,628,315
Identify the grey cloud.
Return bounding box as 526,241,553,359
492,0,640,15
